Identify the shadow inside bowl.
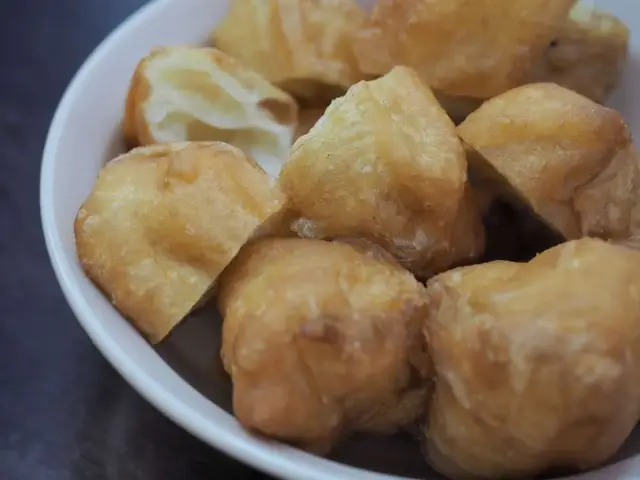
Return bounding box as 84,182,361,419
154,303,233,415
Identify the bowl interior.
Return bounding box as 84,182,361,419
41,0,640,479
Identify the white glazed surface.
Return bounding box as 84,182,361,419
40,1,640,479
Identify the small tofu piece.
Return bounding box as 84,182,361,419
218,237,431,454
212,0,368,103
422,238,640,479
353,0,576,99
528,3,630,103
124,46,297,176
74,142,288,343
458,83,640,242
280,66,485,278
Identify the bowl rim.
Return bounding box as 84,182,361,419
39,0,640,479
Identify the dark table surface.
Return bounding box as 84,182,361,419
0,1,268,478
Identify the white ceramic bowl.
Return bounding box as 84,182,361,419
41,0,640,479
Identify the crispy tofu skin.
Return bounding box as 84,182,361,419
212,0,368,103
353,0,576,99
422,238,640,479
124,46,297,175
458,83,640,242
74,142,288,343
218,237,431,454
280,67,485,278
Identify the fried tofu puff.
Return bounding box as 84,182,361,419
74,142,288,343
458,83,640,242
218,238,431,454
528,4,630,103
428,4,629,122
124,46,297,176
422,238,640,479
280,67,485,279
212,0,368,104
353,0,576,99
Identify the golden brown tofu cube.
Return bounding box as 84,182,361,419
124,46,298,176
422,238,640,479
528,4,630,103
75,142,288,343
458,83,639,242
212,0,368,103
280,67,485,278
353,0,576,99
218,237,430,454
